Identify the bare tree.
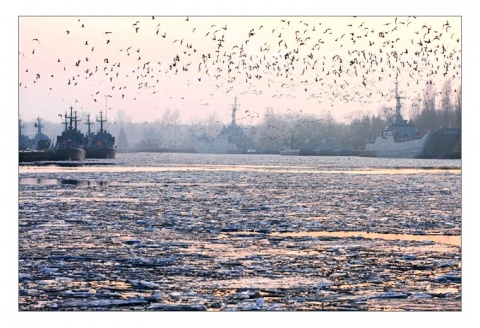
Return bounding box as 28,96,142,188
115,109,130,125
117,127,129,150
453,84,462,127
138,125,161,149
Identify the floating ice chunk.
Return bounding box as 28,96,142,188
123,239,142,245
148,303,207,311
128,280,160,289
146,292,163,302
255,297,264,308
409,293,433,298
169,292,182,299
371,292,409,299
433,274,461,283
317,281,332,289
401,254,417,261
58,298,147,308
67,212,82,217
19,273,32,282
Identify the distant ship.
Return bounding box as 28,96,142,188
195,135,240,154
30,117,52,151
18,118,31,151
83,111,117,159
19,117,55,163
360,82,460,159
299,138,358,156
194,97,247,154
53,106,86,161
424,126,461,159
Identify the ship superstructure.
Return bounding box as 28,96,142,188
362,82,460,159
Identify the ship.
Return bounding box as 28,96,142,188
423,126,461,159
83,111,117,159
30,117,52,151
194,135,240,154
360,82,460,159
299,138,358,156
194,97,249,154
52,106,86,161
19,117,55,163
18,118,31,151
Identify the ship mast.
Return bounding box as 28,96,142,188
35,117,44,135
394,80,403,118
73,110,81,131
97,111,106,134
66,107,74,130
85,113,94,135
19,118,24,136
230,96,239,126
64,106,73,131
104,95,110,133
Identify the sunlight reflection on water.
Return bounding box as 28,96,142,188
270,231,461,247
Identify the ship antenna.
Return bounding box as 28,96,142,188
97,111,106,134
230,96,239,126
63,111,68,131
73,110,81,131
35,117,44,135
104,95,110,132
19,118,24,136
67,107,74,130
394,80,403,118
85,113,93,135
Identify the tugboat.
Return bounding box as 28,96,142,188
83,111,117,159
19,117,55,163
83,112,117,159
53,106,86,161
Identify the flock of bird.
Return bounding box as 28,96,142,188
19,16,461,124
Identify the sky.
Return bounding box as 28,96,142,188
6,0,479,327
18,14,461,127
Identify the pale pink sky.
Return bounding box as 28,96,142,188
18,15,461,126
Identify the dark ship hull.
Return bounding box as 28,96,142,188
53,148,86,161
18,117,57,163
19,148,85,162
19,150,55,162
52,106,86,161
83,111,117,159
85,147,117,159
429,127,461,159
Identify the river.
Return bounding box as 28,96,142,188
18,153,462,312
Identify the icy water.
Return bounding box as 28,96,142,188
18,153,461,311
